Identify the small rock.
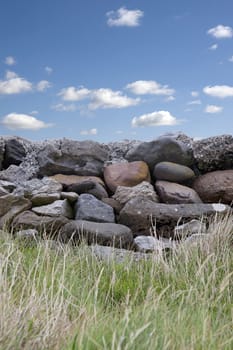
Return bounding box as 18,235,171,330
31,193,61,206
113,181,159,205
174,219,207,239
61,191,79,202
67,180,108,199
32,199,73,219
155,180,202,204
134,236,175,253
49,174,105,187
15,229,40,246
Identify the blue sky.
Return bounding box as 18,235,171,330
0,0,233,142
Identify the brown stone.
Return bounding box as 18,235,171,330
155,180,202,204
104,161,151,193
193,170,233,204
49,174,105,187
0,195,31,228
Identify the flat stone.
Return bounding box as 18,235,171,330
23,177,62,198
104,161,150,193
174,219,207,239
59,220,133,249
49,174,105,187
0,195,31,228
155,180,202,204
113,181,159,205
61,192,79,202
153,161,195,183
32,199,73,219
75,194,115,223
31,193,61,206
67,180,108,199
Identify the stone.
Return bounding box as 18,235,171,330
155,180,202,204
118,198,231,237
15,229,40,246
103,139,141,165
12,210,69,236
0,180,16,192
37,139,108,177
184,233,212,245
49,174,105,187
192,134,233,173
153,161,195,183
31,193,61,206
125,136,193,172
59,220,133,248
0,195,31,228
75,194,115,223
32,199,73,219
0,186,9,197
2,137,26,169
0,137,5,171
0,165,33,184
67,180,108,199
193,170,233,204
174,219,207,239
61,191,79,202
134,236,176,253
113,181,159,205
22,177,62,199
101,198,123,215
104,161,150,193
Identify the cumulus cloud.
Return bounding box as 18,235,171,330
80,128,97,135
205,105,223,113
2,113,53,130
107,7,144,27
191,91,199,97
203,85,233,98
58,86,91,101
51,103,77,112
126,80,175,96
0,71,32,94
45,66,53,74
187,99,202,105
37,80,52,92
209,43,218,50
207,25,233,39
131,110,180,127
4,56,16,66
89,88,140,110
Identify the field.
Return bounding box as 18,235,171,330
0,214,232,350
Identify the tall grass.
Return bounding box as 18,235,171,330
0,214,232,350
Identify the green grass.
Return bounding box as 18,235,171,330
0,214,232,350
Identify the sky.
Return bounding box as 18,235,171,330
0,0,233,142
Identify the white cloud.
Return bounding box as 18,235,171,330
4,56,16,66
0,71,32,94
131,110,180,127
191,91,199,97
203,85,233,98
187,99,202,105
45,66,53,74
30,110,39,115
80,128,97,135
107,7,144,27
209,43,218,50
207,25,233,39
58,86,91,101
126,80,175,96
37,80,52,92
228,56,233,62
89,88,140,110
205,105,223,113
165,96,175,102
51,103,77,112
2,113,53,130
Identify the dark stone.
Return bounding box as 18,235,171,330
0,137,5,171
155,180,202,204
153,161,195,183
0,195,31,228
67,180,108,199
3,138,26,169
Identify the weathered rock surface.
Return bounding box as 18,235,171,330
3,137,26,169
0,137,4,171
0,180,16,192
104,161,150,193
60,220,133,248
67,180,108,199
155,180,202,204
49,174,105,187
125,136,193,171
174,219,207,238
0,186,9,197
12,210,69,235
118,198,231,236
75,194,115,223
134,236,176,253
0,165,34,184
61,191,79,202
37,139,108,177
22,177,62,199
32,199,73,219
192,135,233,173
113,181,159,205
193,170,233,204
31,193,61,206
0,195,31,228
153,161,195,183
101,198,123,215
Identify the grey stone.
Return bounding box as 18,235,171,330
174,219,207,239
153,161,195,183
184,233,212,245
59,220,133,248
31,193,61,206
15,229,40,246
0,180,16,192
0,186,9,197
67,180,108,200
155,180,202,204
0,165,33,184
0,195,31,228
37,139,108,177
3,137,26,169
134,236,176,253
75,194,115,223
113,181,159,205
22,177,62,199
32,199,73,219
61,191,79,202
0,137,5,171
125,136,193,172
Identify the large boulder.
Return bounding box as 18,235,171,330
32,199,73,219
155,180,202,204
37,139,108,177
118,198,231,237
153,161,195,183
113,181,159,205
192,135,233,173
75,194,115,223
193,170,233,204
0,195,31,228
104,161,150,193
2,137,26,169
59,220,133,248
125,136,193,172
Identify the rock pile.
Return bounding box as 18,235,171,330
0,133,232,256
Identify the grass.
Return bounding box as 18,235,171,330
0,213,232,350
